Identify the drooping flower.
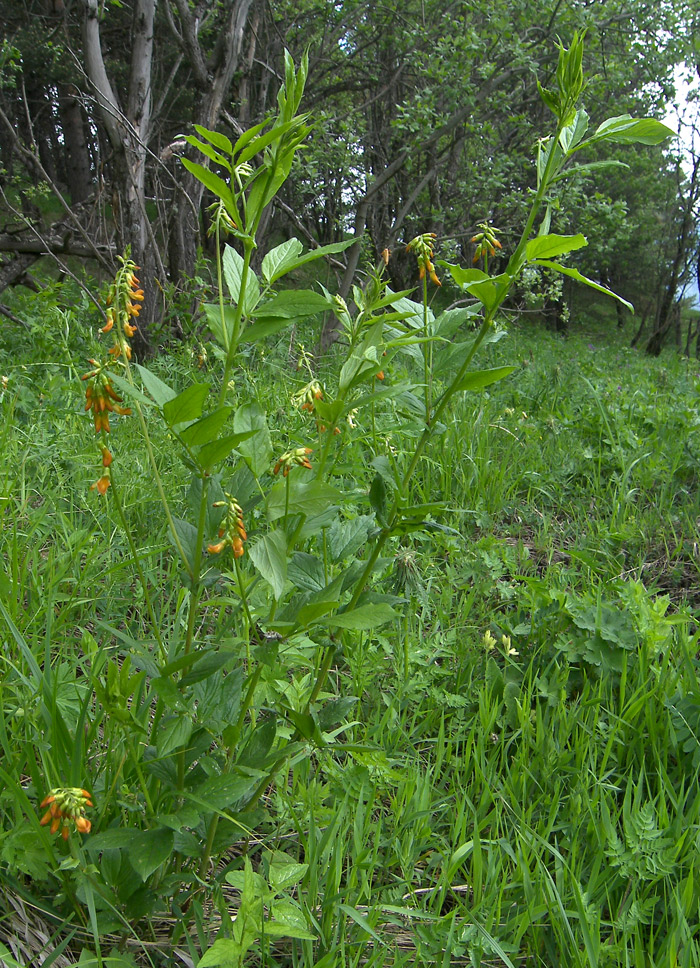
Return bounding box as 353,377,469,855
208,495,247,557
406,233,441,286
39,787,93,840
273,447,313,477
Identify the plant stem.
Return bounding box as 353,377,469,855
109,467,164,657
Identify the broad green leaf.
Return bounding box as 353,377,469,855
135,364,177,407
267,480,342,522
180,158,235,210
193,124,233,156
266,908,315,940
157,716,192,757
268,856,309,893
163,383,209,427
369,473,388,527
128,828,174,882
183,135,230,170
192,774,258,812
170,517,198,573
242,317,295,344
179,407,232,447
233,402,272,478
232,117,269,157
248,529,288,599
253,289,329,318
198,938,242,968
223,245,260,314
589,115,675,146
328,515,374,562
465,272,511,313
86,829,139,852
558,108,589,153
203,303,235,348
321,603,399,630
196,432,255,472
440,264,489,290
261,238,304,284
525,234,587,261
550,159,629,184
452,365,516,394
287,552,325,592
386,289,434,327
261,236,353,282
533,260,634,311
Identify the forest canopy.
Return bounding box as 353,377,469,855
0,0,698,353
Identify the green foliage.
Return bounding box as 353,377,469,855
1,39,696,968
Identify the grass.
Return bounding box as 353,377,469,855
0,290,699,967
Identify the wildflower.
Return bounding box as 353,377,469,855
273,447,313,477
482,630,497,651
471,222,502,265
376,371,385,381
208,495,247,557
82,370,132,435
502,634,519,657
90,474,110,495
293,380,324,413
39,787,93,840
406,233,441,286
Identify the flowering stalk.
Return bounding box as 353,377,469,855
39,787,93,840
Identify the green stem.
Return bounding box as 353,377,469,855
120,356,194,582
219,236,256,407
109,467,164,657
183,474,210,657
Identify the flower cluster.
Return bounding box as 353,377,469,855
471,223,502,264
292,380,324,413
103,257,144,360
273,446,313,477
406,233,441,286
40,787,93,840
81,254,142,496
208,494,247,558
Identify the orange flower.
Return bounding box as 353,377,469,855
90,475,111,495
39,787,93,839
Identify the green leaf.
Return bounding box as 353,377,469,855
233,402,272,478
287,552,325,592
135,364,177,407
170,517,198,573
196,432,255,472
558,108,589,153
107,371,155,408
223,245,260,314
180,158,235,210
464,272,511,313
589,115,676,146
525,233,587,261
242,317,295,344
163,383,209,427
261,238,304,284
127,828,174,882
272,238,356,279
268,856,309,893
248,529,288,599
328,515,374,562
267,480,342,522
179,407,232,447
253,289,329,318
322,603,399,630
452,365,516,394
369,473,388,527
198,938,242,968
183,136,231,170
193,124,233,156
533,260,634,312
440,264,489,290
192,774,258,811
157,716,193,757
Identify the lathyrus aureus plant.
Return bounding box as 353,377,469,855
39,36,671,959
